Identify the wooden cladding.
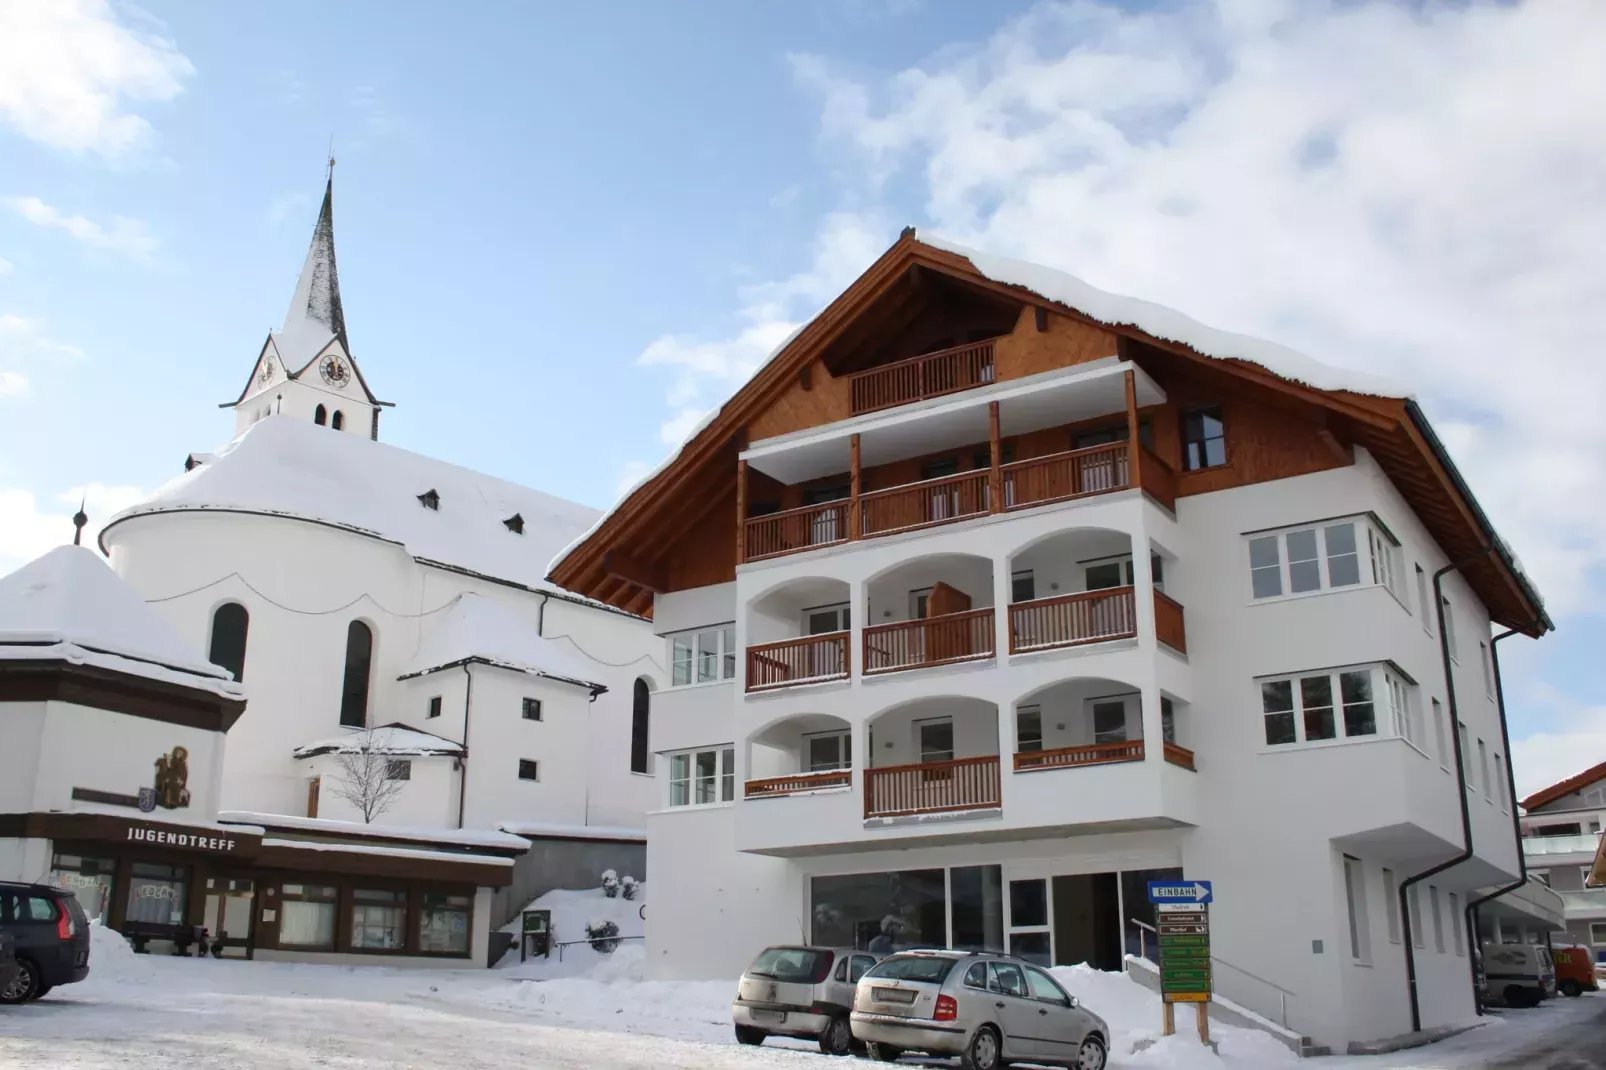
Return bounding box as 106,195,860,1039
744,501,849,561
746,769,853,798
861,471,989,537
864,755,1001,819
863,608,995,675
1163,742,1197,771
746,633,850,692
849,340,996,415
1153,590,1187,654
1009,587,1137,654
1013,740,1145,772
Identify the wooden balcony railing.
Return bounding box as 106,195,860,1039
744,501,849,561
1153,590,1187,654
864,608,996,675
746,633,850,692
1140,446,1176,512
849,340,996,416
1013,740,1145,772
745,769,853,798
1163,742,1196,771
864,755,1001,819
860,470,990,538
1001,442,1130,510
1009,587,1137,654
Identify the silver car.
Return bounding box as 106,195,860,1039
851,949,1110,1070
732,945,883,1055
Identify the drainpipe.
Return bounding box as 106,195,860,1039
537,592,550,637
1399,548,1493,1034
456,662,474,829
1463,627,1533,1013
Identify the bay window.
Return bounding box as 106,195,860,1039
1246,516,1400,601
1259,663,1413,748
667,746,736,807
670,624,736,687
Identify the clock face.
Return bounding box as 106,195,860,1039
319,353,351,388
257,358,276,386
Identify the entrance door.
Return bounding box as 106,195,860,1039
306,777,320,818
1051,874,1121,970
202,876,256,959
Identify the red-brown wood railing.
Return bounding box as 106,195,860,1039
849,340,996,415
1009,587,1137,654
1163,742,1196,771
864,755,1001,818
1002,443,1129,511
745,769,853,798
863,607,995,675
744,501,850,561
1153,590,1187,654
1013,740,1145,772
860,470,990,538
745,633,850,692
1139,446,1177,511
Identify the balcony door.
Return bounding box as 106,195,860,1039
803,484,849,545
803,604,850,678
1088,695,1137,745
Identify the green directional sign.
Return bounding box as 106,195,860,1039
1159,934,1209,949
1162,967,1211,984
1156,893,1213,1004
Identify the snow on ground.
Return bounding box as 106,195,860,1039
492,882,647,979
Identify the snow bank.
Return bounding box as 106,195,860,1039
494,883,646,980
83,922,156,987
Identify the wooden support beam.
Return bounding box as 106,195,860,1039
603,550,666,593
1034,306,1048,332
622,586,655,617
1125,369,1143,489
736,458,749,564
988,401,1002,514
849,434,862,540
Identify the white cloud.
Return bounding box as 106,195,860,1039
0,371,26,397
0,0,194,157
0,311,85,362
1510,690,1606,803
0,255,12,273
0,482,147,578
5,195,157,261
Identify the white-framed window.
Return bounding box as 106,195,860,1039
1415,564,1432,633
1441,596,1458,661
1432,698,1448,767
1385,673,1415,745
1382,868,1401,944
1259,664,1409,748
522,697,543,721
1590,921,1606,946
805,731,852,772
1584,785,1606,808
667,746,735,807
669,624,736,687
918,718,955,764
1091,698,1129,744
1459,723,1472,787
1011,570,1036,604
1493,754,1506,810
1246,517,1395,601
1449,893,1464,956
1480,642,1493,697
1407,885,1424,948
385,759,411,781
1016,705,1043,753
1429,885,1444,953
804,603,850,635
1477,739,1490,798
1343,856,1372,964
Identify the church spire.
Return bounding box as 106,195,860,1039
277,169,346,366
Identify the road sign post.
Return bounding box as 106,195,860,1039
1149,881,1213,1045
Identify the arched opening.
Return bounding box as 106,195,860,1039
314,404,327,426
207,602,249,682
864,695,999,819
339,620,374,728
864,553,995,674
746,712,854,796
1009,676,1155,770
747,576,851,691
1005,527,1154,654
630,678,652,774
331,410,344,430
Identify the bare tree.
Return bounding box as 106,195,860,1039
327,731,408,823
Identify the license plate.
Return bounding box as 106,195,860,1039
750,1009,785,1023
873,987,916,1004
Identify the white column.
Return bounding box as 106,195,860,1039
1130,510,1164,762
992,552,1012,664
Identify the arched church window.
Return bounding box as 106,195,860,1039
630,678,651,774
314,404,327,426
331,410,344,430
208,602,249,683
339,620,374,728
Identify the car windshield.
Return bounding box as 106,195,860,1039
865,956,957,984
747,947,829,983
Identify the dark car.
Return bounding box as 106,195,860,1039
0,932,18,998
0,882,91,1003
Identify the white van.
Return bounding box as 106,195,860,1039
1479,941,1556,1008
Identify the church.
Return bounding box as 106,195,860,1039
0,177,662,967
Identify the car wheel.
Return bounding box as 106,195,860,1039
30,983,52,1001
1503,985,1537,1009
961,1025,1002,1070
734,1025,767,1046
0,959,39,1005
865,1041,904,1062
1075,1034,1108,1070
819,1016,855,1056
1560,980,1581,998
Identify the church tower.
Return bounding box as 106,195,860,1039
222,171,390,439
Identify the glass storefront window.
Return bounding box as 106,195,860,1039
126,861,188,925
810,870,946,952
419,893,472,954
48,853,115,923
1010,879,1048,928
351,889,407,950
950,866,1003,952
279,883,338,949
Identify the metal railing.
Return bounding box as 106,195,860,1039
1130,918,1294,1028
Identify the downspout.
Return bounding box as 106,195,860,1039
456,662,474,829
1399,549,1493,1033
537,592,550,637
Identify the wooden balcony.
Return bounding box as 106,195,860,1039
863,608,995,676
860,470,989,537
849,340,996,416
745,769,853,799
1163,742,1196,771
1154,590,1187,654
1009,587,1137,654
864,755,1001,819
744,501,849,562
746,633,850,692
1013,740,1145,772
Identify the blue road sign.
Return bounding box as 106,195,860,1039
1148,880,1213,904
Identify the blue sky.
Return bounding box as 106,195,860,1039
2,0,1604,794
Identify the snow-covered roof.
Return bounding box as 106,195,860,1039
219,810,530,851
292,723,464,760
104,416,603,597
496,821,646,843
0,545,243,699
259,837,514,868
398,593,607,693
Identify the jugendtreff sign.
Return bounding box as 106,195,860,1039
124,825,242,853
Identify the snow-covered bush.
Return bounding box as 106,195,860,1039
620,875,638,901
586,917,621,953
600,869,619,898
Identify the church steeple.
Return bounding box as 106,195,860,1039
221,166,390,440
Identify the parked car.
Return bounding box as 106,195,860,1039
0,882,91,1004
1478,941,1555,1009
851,949,1110,1070
732,945,884,1055
1552,945,1599,998
0,932,17,1001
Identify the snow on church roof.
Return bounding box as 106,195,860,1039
0,545,242,697
103,416,603,598
398,593,606,694
292,722,465,759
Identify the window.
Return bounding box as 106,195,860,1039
279,883,338,949
807,731,852,772
1083,554,1163,592
208,602,249,683
126,861,188,926
1247,519,1391,600
1343,856,1371,964
1162,697,1176,745
1590,922,1606,946
810,869,946,951
1382,868,1401,944
989,961,1028,997
1441,596,1458,660
417,489,440,510
1011,570,1036,603
1429,885,1444,953
1477,740,1489,797
964,962,988,988
1092,699,1128,744
1016,706,1043,753
331,410,344,431
950,865,1003,952
518,759,540,782
351,889,406,950
427,695,441,719
1386,673,1413,744
385,759,411,781
1182,406,1226,470
1585,785,1606,808
919,719,955,763
1480,643,1493,697
667,747,735,807
1432,699,1447,765
630,679,651,774
339,620,374,728
1449,893,1464,956
522,698,543,721
805,604,850,634
47,853,115,922
503,513,524,534
909,587,932,619
1025,965,1071,1006
1367,527,1398,596
1260,666,1402,747
1408,885,1424,948
1459,723,1471,785
419,892,472,955
669,625,736,686
1415,565,1432,633
314,403,327,425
